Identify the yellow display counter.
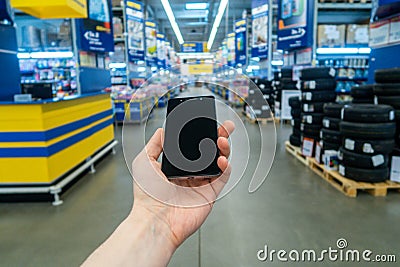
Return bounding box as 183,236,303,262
0,93,117,205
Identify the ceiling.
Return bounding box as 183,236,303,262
145,0,251,52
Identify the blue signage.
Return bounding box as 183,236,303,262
235,19,247,66
180,42,206,53
125,0,144,61
0,0,12,24
227,32,235,67
251,0,269,59
157,33,166,69
145,20,157,66
76,0,114,53
277,0,315,51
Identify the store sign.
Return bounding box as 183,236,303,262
235,19,247,66
157,33,166,69
10,0,87,19
277,0,314,51
76,0,114,53
125,0,144,61
0,0,13,23
251,0,268,59
227,32,235,67
145,20,157,66
188,64,213,74
180,42,207,53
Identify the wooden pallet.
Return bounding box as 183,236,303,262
245,113,274,125
274,118,291,124
309,158,400,197
285,141,310,166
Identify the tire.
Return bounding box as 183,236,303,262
302,102,324,113
291,108,301,119
373,83,400,96
342,104,395,123
301,67,336,80
292,118,301,129
301,123,321,136
342,138,395,155
290,134,301,147
375,68,400,83
377,96,400,109
301,113,324,125
338,164,389,182
323,103,345,118
301,91,336,102
293,127,301,137
321,140,340,151
340,121,396,140
281,67,293,78
289,96,301,108
351,85,374,98
301,79,336,91
338,148,388,168
352,98,375,104
321,129,341,144
322,117,341,130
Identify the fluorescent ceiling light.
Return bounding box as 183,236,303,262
271,60,284,66
185,3,208,10
207,0,229,50
317,48,359,54
359,48,371,54
109,62,126,68
161,0,184,44
30,51,74,59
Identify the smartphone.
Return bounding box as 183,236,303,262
161,96,221,179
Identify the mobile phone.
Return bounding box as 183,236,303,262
161,96,221,179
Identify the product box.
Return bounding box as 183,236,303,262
318,25,346,48
389,16,400,44
323,150,339,171
346,24,369,45
370,20,390,47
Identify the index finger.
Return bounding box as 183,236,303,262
218,120,235,138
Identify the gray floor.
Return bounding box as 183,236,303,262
1,88,400,266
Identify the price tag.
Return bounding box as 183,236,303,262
345,139,355,151
372,155,385,167
363,143,374,154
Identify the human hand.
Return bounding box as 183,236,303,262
131,120,235,250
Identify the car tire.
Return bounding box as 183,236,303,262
301,67,336,80
342,104,395,123
352,98,375,104
301,123,321,136
323,103,345,118
338,148,388,168
338,164,389,182
289,96,301,108
302,102,325,113
377,96,400,109
281,68,293,78
373,83,400,96
291,108,301,119
342,138,395,155
293,127,302,137
292,118,301,129
302,91,336,102
375,68,400,83
321,129,342,144
290,134,301,147
322,117,341,131
301,79,336,91
340,121,396,140
301,113,324,125
321,140,340,151
351,85,374,98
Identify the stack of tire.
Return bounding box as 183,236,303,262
338,104,396,182
351,85,375,104
289,96,301,147
299,67,337,153
272,67,298,116
374,68,400,145
320,103,345,154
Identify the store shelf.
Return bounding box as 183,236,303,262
318,3,372,10
112,7,123,12
114,37,125,43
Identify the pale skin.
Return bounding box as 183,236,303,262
82,121,235,267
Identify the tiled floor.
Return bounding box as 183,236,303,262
1,88,400,266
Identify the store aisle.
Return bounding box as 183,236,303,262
1,90,400,267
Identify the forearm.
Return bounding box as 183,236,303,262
82,208,176,267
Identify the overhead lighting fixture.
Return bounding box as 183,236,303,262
137,67,147,72
18,51,74,59
109,62,127,68
185,3,208,10
207,0,229,50
271,60,284,66
161,0,184,44
316,48,371,55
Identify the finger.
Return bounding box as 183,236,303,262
218,120,235,138
217,156,229,173
212,159,231,195
217,137,230,158
144,128,164,160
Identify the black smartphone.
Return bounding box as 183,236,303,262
161,95,221,179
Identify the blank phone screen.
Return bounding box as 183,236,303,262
161,96,220,178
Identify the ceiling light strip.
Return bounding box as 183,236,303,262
161,0,184,44
207,0,229,50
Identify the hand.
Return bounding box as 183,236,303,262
131,120,235,249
